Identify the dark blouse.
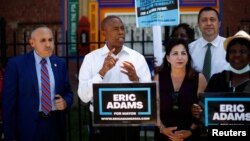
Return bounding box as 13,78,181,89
155,70,200,141
206,70,250,92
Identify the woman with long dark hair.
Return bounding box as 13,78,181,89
155,38,207,141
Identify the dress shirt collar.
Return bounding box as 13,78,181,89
201,35,221,48
33,50,50,66
101,44,129,57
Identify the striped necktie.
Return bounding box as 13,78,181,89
202,43,212,81
40,59,52,115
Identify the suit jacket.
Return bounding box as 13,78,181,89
2,51,73,141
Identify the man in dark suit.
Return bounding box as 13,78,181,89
2,26,73,141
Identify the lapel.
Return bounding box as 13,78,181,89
50,56,59,93
28,51,39,96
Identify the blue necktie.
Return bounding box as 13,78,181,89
203,43,212,81
40,59,52,115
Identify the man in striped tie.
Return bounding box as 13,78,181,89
2,26,73,141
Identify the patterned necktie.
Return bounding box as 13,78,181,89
40,59,52,115
202,43,212,81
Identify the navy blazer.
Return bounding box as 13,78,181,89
2,51,73,141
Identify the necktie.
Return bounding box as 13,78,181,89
40,59,52,115
202,43,212,81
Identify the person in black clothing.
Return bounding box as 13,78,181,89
193,30,250,116
205,30,250,92
155,38,207,141
192,30,250,140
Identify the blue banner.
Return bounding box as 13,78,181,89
135,0,179,27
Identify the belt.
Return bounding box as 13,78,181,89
38,111,58,118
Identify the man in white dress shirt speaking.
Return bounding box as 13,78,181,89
77,15,151,141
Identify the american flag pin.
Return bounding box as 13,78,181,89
54,64,57,67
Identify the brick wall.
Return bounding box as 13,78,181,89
222,0,250,36
0,0,62,44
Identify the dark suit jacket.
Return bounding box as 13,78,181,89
2,51,73,141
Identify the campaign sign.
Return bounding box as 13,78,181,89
135,0,179,27
92,82,157,126
201,93,250,127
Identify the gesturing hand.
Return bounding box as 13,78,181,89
99,48,118,77
120,61,139,82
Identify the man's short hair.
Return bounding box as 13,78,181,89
101,15,122,31
198,7,220,22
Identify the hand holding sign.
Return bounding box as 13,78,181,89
192,103,203,119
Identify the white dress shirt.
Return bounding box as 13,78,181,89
77,44,152,111
189,35,229,79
